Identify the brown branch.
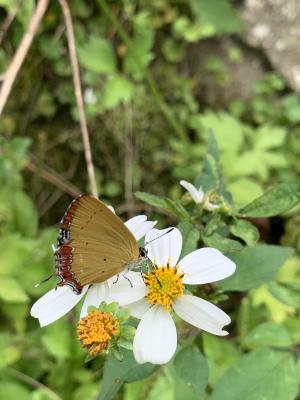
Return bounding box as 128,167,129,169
26,158,81,198
0,0,49,116
58,0,98,198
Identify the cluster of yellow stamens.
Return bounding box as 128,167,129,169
77,310,119,356
144,265,184,311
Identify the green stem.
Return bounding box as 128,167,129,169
97,0,187,140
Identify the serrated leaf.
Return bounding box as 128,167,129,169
239,182,300,217
78,35,116,73
210,348,298,400
219,245,293,291
124,12,154,77
102,76,133,109
230,220,259,246
195,130,231,203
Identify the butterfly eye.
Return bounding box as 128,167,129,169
139,247,148,258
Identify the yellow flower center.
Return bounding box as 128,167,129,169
77,310,119,356
144,265,184,311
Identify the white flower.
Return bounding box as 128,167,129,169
84,87,97,105
180,180,220,210
30,213,157,327
108,228,236,365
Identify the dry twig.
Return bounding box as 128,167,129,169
0,0,49,116
58,0,98,198
26,158,81,198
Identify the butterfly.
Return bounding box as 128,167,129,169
54,194,146,294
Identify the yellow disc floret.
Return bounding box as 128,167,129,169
144,265,184,311
77,310,119,356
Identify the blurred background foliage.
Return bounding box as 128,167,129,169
0,0,300,399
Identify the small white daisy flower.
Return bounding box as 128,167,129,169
180,180,220,210
108,227,236,365
30,213,157,327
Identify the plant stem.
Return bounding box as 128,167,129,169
97,0,187,141
58,0,98,198
0,0,49,116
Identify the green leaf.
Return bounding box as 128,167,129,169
230,220,259,246
177,221,200,257
99,348,158,400
202,233,243,253
268,281,300,308
0,277,28,303
173,346,208,399
190,0,243,35
202,334,241,386
195,130,231,203
210,348,298,400
0,189,38,236
78,35,116,73
243,322,292,350
219,245,293,291
239,182,300,217
124,12,154,76
0,333,22,369
102,76,134,109
135,192,188,218
42,320,72,360
0,382,31,400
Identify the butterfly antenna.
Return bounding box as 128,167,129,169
144,228,174,247
34,272,55,288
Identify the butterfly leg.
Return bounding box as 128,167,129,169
122,274,133,288
113,274,120,284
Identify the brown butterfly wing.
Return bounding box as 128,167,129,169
56,194,139,288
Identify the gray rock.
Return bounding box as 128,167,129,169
239,0,300,92
187,37,266,107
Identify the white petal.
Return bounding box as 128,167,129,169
30,285,88,327
127,298,150,319
206,202,220,211
173,295,230,336
133,305,177,364
80,283,108,319
180,180,203,204
125,215,147,233
108,271,147,306
179,248,236,284
145,228,182,267
132,221,158,241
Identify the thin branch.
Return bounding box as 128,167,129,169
97,0,187,140
7,367,62,400
26,158,81,197
58,0,98,198
124,104,134,217
0,0,49,116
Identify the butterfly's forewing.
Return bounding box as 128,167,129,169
55,195,139,291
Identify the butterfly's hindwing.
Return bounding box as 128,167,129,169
55,194,139,293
